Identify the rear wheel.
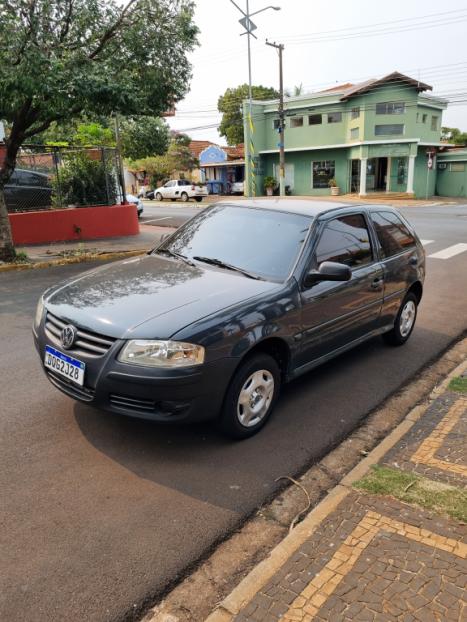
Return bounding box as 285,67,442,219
218,353,280,439
383,292,418,346
195,196,203,202
181,192,189,202
156,192,162,201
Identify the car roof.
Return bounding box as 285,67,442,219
217,198,398,218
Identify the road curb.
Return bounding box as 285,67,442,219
205,355,467,621
0,249,146,273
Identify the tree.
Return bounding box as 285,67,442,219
441,127,467,145
217,84,279,145
120,116,170,160
0,0,198,261
127,134,198,186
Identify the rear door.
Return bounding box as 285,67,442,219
297,212,384,367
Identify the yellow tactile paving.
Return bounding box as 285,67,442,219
410,397,467,477
282,511,467,622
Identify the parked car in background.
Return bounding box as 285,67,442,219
126,193,144,218
34,200,425,439
5,168,52,212
230,180,244,195
144,189,156,200
154,179,208,202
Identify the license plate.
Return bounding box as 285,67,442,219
44,345,85,386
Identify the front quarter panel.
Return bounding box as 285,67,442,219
171,280,301,369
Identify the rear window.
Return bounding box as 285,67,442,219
371,211,416,257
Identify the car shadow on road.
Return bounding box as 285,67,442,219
74,327,450,514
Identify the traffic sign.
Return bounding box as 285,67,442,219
239,16,257,33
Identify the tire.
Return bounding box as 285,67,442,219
181,192,189,202
195,196,203,202
156,192,162,201
218,353,281,439
383,292,418,346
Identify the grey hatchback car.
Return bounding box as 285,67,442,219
33,200,425,438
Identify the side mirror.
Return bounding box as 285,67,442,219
304,261,352,287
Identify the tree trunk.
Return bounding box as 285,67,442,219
0,133,22,262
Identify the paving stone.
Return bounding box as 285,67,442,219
382,392,467,488
232,492,467,622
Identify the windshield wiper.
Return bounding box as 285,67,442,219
156,249,195,266
192,256,262,280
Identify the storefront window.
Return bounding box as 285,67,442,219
312,161,335,188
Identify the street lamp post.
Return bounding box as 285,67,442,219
229,1,280,197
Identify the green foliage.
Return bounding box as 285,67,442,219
0,1,198,130
54,152,117,207
74,123,115,148
126,134,197,186
120,116,170,159
441,127,467,145
0,0,198,260
218,84,279,145
263,175,277,189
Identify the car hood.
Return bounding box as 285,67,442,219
43,254,279,339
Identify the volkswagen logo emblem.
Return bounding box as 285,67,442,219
61,324,77,350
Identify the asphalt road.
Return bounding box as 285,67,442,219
1,205,466,622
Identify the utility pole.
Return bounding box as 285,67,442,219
266,40,285,196
229,1,281,197
113,112,127,204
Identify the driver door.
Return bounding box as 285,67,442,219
162,181,174,198
297,212,384,367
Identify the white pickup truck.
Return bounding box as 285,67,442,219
154,179,208,202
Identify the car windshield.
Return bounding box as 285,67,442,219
156,204,312,281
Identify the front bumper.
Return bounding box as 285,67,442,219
34,323,236,424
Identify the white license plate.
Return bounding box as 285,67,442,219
44,345,85,386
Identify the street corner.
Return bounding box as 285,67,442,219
231,492,466,622
382,388,467,489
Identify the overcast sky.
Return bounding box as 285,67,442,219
167,0,467,144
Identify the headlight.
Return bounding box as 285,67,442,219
34,297,44,328
118,340,205,367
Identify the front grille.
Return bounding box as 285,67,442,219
109,393,156,413
45,311,116,357
47,370,95,402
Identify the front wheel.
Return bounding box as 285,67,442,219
218,354,280,439
383,292,418,346
181,192,189,202
156,192,162,201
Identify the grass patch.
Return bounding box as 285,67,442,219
448,376,467,394
13,250,30,264
354,465,467,523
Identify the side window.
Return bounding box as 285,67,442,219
371,211,416,257
314,214,373,269
17,171,45,186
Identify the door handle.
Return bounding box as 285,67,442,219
371,277,383,290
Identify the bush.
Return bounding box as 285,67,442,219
53,152,117,207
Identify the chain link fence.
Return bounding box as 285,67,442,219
5,145,123,213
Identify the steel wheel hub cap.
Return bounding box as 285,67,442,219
400,300,416,337
237,369,274,428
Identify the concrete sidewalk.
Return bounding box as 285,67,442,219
206,361,467,622
16,224,175,262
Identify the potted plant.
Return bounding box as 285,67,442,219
328,178,340,196
263,175,277,196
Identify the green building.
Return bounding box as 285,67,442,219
436,148,467,198
243,72,452,199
